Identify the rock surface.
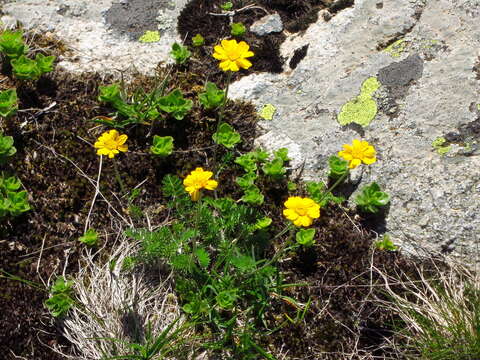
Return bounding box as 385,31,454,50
249,13,283,36
2,0,189,74
228,0,480,261
2,0,480,262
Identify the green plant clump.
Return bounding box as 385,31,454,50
44,276,75,318
79,228,99,247
212,123,241,149
150,135,174,157
11,53,55,80
0,132,16,163
0,30,27,60
170,42,191,65
0,174,30,218
198,82,225,110
231,23,246,37
125,175,290,357
96,83,176,128
158,89,193,120
0,89,18,118
192,34,205,47
355,182,390,213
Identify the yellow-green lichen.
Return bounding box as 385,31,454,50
477,104,480,111
337,77,380,127
259,104,276,120
384,39,406,58
139,30,160,43
432,136,451,155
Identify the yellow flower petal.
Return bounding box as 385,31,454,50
205,179,218,190
338,150,352,161
236,58,252,69
362,156,376,165
283,208,299,221
349,158,362,168
229,61,240,72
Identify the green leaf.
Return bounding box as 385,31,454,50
6,190,30,216
45,276,74,318
170,42,191,64
287,181,297,191
355,182,390,213
328,155,348,179
158,89,193,120
0,133,16,162
306,181,325,204
161,174,185,198
274,148,289,162
170,254,194,273
230,22,246,37
262,158,286,178
241,186,264,205
212,123,241,149
192,34,205,47
11,55,42,80
216,289,238,309
0,30,26,60
220,1,233,10
235,172,257,189
296,228,316,247
1,175,21,192
235,153,257,173
194,247,211,268
198,82,225,110
0,89,18,118
79,228,99,247
98,84,123,105
252,148,269,163
150,135,174,157
35,53,55,73
229,254,256,272
254,217,272,230
259,104,276,120
375,234,398,251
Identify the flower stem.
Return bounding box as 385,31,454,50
218,71,232,124
318,171,349,204
113,160,126,195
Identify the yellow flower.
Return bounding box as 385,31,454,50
338,139,376,169
94,129,128,159
283,196,320,227
212,39,254,72
183,167,218,201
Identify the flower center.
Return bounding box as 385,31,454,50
351,148,364,159
296,208,307,216
226,49,241,61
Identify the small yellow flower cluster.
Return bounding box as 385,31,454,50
338,139,376,169
183,167,218,201
283,196,320,227
212,39,254,72
94,129,128,159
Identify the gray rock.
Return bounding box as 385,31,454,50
2,0,190,74
250,13,283,36
230,0,480,264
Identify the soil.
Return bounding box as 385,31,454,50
0,53,257,359
178,0,355,83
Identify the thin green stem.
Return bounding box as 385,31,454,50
113,160,126,195
318,171,349,203
218,71,232,124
